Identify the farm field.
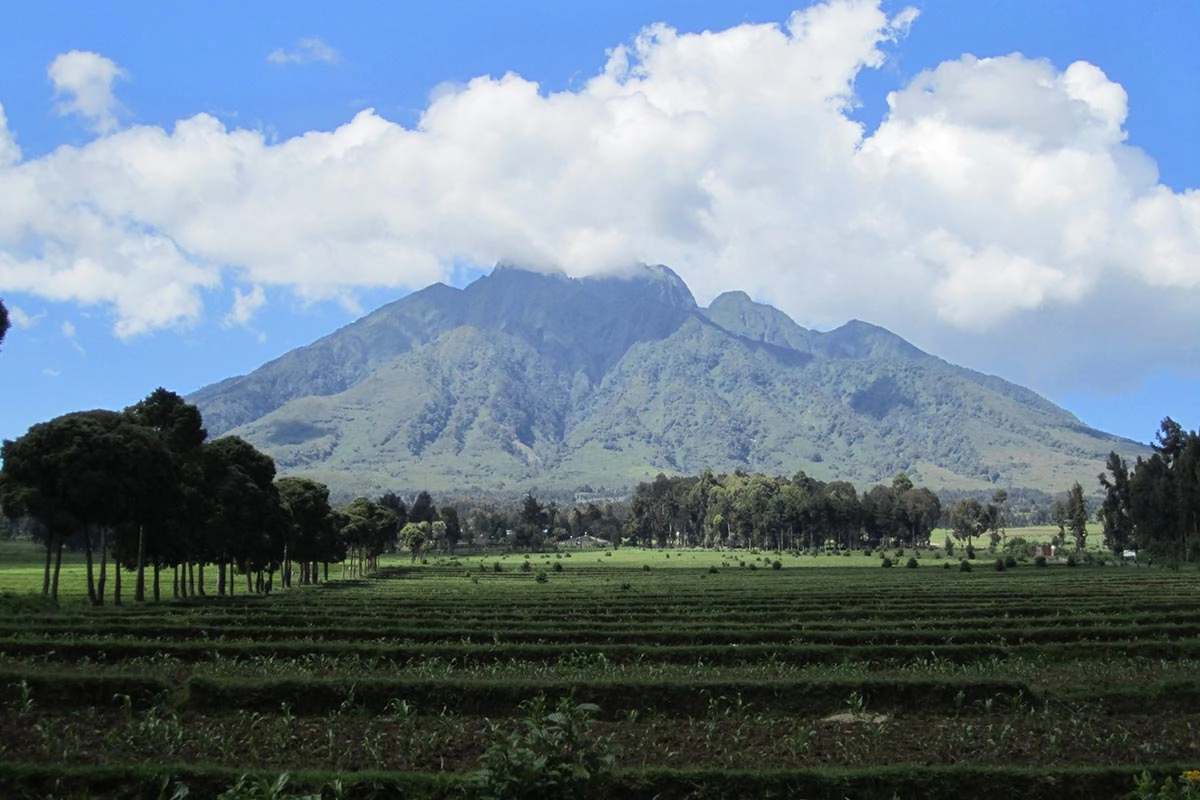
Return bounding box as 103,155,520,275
1,544,1198,799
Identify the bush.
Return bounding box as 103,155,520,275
994,557,1006,572
520,560,533,572
1067,554,1077,567
552,562,564,573
880,556,894,568
1034,555,1047,567
535,571,548,584
942,562,951,569
642,564,651,572
966,544,976,560
468,698,615,799
905,557,919,569
708,565,719,574
959,559,972,572
493,562,504,573
1004,554,1017,568
771,560,782,570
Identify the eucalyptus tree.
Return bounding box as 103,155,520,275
201,436,285,595
339,496,397,575
0,410,175,605
277,476,337,587
123,388,206,601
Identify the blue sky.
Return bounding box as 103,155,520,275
0,0,1197,449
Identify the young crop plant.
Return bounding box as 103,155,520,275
468,697,616,800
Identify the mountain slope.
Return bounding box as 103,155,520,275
190,265,1146,498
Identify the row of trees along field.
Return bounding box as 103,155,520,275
0,389,424,604
626,470,943,551
1099,418,1200,562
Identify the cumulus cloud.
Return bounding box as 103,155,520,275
0,1,1198,397
48,50,127,134
268,37,341,65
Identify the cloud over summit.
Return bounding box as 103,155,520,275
0,0,1197,395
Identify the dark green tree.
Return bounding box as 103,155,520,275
0,298,9,350
1065,482,1089,551
201,436,285,595
1099,452,1133,556
950,497,990,550
339,497,397,574
440,505,462,550
0,410,174,605
124,388,206,601
277,477,337,587
409,491,438,525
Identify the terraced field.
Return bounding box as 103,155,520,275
1,548,1198,798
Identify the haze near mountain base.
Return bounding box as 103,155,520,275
189,265,1145,499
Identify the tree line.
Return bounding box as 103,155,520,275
0,389,412,603
626,470,943,551
1099,418,1200,562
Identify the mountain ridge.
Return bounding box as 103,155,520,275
188,264,1147,499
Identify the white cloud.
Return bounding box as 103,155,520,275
48,51,127,134
0,1,1197,399
268,37,341,66
223,284,266,327
41,368,61,378
7,305,41,329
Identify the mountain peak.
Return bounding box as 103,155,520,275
190,263,1148,497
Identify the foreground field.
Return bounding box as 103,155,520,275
1,546,1198,799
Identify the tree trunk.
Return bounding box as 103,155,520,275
154,564,161,603
135,525,146,602
217,562,226,596
173,564,180,599
83,524,97,606
96,527,109,606
52,539,64,602
42,535,53,596
113,537,122,606
188,561,196,597
282,544,290,588
197,561,206,596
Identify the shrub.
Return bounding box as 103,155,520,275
1034,555,1047,567
708,565,719,574
965,544,976,560
552,562,564,573
535,571,548,584
521,560,533,572
944,537,955,558
493,562,504,573
905,557,919,569
642,564,651,572
880,556,894,568
942,562,951,569
1004,554,1017,568
959,559,972,572
1067,554,1077,567
994,557,1006,572
771,560,782,570
468,698,615,799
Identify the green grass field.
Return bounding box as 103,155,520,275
0,539,1196,799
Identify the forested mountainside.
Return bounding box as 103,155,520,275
190,265,1146,499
